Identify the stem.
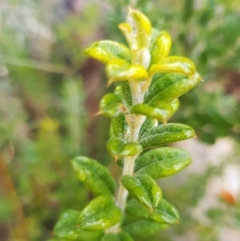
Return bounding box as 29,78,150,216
106,46,152,233
107,77,152,233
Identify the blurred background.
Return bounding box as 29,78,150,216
0,0,240,240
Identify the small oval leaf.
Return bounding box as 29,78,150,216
79,196,122,231
54,210,103,240
144,72,202,103
139,123,196,149
149,56,196,76
84,40,131,64
125,198,179,224
106,59,148,83
127,8,152,49
107,138,143,158
135,147,192,179
152,199,179,224
72,156,116,195
111,113,128,139
107,137,125,157
150,30,172,65
121,81,133,107
120,142,143,157
121,174,162,209
100,93,125,117
131,102,173,123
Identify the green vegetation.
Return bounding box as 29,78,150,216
53,8,201,240
1,1,240,241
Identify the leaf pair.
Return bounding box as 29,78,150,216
72,156,116,196
54,196,122,240
121,147,191,212
121,174,162,210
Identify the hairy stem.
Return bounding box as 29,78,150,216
106,47,152,233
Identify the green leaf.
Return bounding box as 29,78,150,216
79,195,122,231
106,59,148,84
107,137,125,156
149,56,196,75
135,147,191,179
120,142,143,157
125,199,179,224
121,81,133,107
126,8,152,49
121,174,162,209
84,40,131,64
139,123,196,149
100,93,125,118
54,210,103,240
101,232,134,241
144,72,202,103
139,118,157,137
169,98,180,113
149,30,172,65
111,113,127,138
122,215,162,238
116,158,124,168
72,156,116,196
107,137,143,158
131,101,175,123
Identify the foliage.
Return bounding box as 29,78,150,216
106,0,240,144
53,8,201,240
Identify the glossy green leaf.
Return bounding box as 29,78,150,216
139,118,157,137
131,101,174,123
84,40,131,64
106,59,148,84
111,113,127,138
107,137,125,156
149,56,196,75
122,215,162,238
120,142,143,157
79,195,122,231
139,123,196,149
144,72,202,103
72,156,116,195
135,147,191,179
54,210,103,240
107,137,142,158
121,174,162,209
126,199,179,224
101,232,134,241
100,93,125,118
150,30,172,65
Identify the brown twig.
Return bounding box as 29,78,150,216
0,151,29,241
